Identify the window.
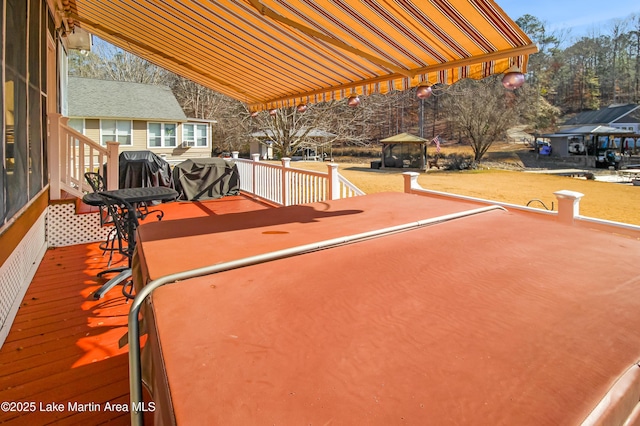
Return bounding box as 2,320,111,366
68,118,84,134
148,122,177,147
101,119,132,145
182,123,208,147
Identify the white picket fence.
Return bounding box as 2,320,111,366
234,153,364,206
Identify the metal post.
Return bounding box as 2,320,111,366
419,98,424,138
419,98,427,169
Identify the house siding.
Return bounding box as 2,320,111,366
133,120,148,150
84,119,101,143
80,119,212,160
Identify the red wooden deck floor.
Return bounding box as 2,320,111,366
0,195,273,425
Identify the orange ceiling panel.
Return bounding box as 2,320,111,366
67,0,536,111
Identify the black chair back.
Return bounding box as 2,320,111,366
85,172,106,192
98,193,139,263
85,172,111,227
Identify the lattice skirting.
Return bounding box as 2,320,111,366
47,203,110,247
0,211,47,348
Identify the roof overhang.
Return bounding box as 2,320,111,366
381,132,428,143
63,1,536,111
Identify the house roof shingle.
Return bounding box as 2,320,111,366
68,77,187,121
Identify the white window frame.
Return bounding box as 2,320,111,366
182,123,209,148
148,122,177,148
67,118,85,135
100,119,133,146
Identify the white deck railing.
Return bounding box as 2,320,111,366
47,123,363,205
48,113,119,199
402,171,640,239
234,153,365,206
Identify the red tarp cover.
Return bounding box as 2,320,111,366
134,193,640,425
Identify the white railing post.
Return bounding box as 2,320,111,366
231,151,239,159
105,141,120,190
554,190,584,225
281,158,291,206
48,113,62,199
251,154,260,198
327,163,340,200
403,172,421,193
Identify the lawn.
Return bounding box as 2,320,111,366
283,143,640,226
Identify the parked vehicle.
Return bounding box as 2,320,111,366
594,138,621,168
568,138,585,154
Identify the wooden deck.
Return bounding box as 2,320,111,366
0,195,273,425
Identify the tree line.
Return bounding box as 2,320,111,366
69,11,639,161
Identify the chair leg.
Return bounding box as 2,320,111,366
93,269,132,300
98,227,121,269
122,278,135,301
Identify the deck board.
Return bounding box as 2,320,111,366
0,243,134,425
0,194,273,424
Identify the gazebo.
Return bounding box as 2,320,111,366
250,128,337,160
380,133,428,169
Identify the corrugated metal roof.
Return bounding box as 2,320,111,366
559,125,634,134
66,1,536,111
68,77,187,120
563,104,639,126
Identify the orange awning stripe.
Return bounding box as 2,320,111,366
67,0,536,111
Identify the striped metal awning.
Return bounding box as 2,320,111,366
65,0,536,111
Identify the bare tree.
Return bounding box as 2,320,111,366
70,38,170,85
609,19,630,103
249,99,374,158
440,77,527,162
633,14,640,102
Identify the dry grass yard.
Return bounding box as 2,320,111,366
284,142,640,226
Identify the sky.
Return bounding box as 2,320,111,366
499,0,640,40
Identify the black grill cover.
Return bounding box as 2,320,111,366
118,151,173,189
172,158,240,201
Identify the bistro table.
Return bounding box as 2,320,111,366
82,186,178,210
83,186,178,299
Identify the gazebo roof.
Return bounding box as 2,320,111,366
380,132,428,144
251,128,337,138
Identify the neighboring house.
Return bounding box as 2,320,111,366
540,104,640,160
250,128,336,160
68,77,214,162
561,104,640,133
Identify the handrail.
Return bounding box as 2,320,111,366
127,204,506,425
62,125,108,194
338,173,366,198
233,155,365,206
49,113,119,199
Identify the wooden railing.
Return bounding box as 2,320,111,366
48,113,119,199
233,153,365,206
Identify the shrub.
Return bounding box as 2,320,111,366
445,153,475,170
